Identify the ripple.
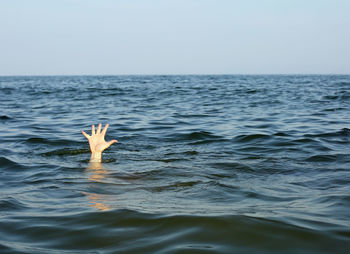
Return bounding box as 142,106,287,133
41,148,90,157
147,180,203,192
306,153,350,163
25,137,82,146
234,133,271,143
211,162,254,173
305,128,350,138
0,156,25,171
0,115,11,120
0,197,28,211
165,131,225,143
2,210,348,253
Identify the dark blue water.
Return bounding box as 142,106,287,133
1,75,350,253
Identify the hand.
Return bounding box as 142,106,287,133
82,123,118,162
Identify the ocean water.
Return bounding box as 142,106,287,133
0,75,350,253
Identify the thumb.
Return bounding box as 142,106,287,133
106,139,118,148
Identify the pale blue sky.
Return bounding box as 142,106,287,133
1,0,349,75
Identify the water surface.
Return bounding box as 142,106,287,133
1,75,350,253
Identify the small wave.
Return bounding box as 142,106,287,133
23,171,55,181
166,131,224,143
117,127,146,132
184,150,198,155
23,179,51,185
294,138,315,143
268,140,296,147
41,148,90,156
3,210,347,253
323,95,339,100
165,150,199,156
147,180,203,192
211,162,254,173
0,156,25,170
323,91,350,101
186,131,219,140
322,107,346,112
155,158,187,163
189,139,227,145
26,137,49,143
234,133,270,143
0,197,28,211
0,115,11,120
246,89,259,94
335,81,350,86
0,87,15,95
273,132,289,137
244,123,275,129
25,137,80,146
305,128,350,138
173,113,212,118
306,154,350,163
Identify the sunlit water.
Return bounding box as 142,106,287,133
1,75,350,253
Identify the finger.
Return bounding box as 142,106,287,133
101,123,110,136
81,130,90,139
106,139,118,148
97,123,102,134
91,124,95,135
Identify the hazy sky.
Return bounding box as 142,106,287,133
1,0,349,75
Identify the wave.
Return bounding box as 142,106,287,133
323,92,350,101
233,133,271,143
0,156,25,171
322,107,347,112
211,162,254,173
0,197,28,211
165,131,225,143
25,137,82,146
335,81,350,86
155,158,188,163
41,148,89,157
164,150,199,156
0,115,11,120
1,209,349,253
173,113,213,118
306,153,350,163
146,180,203,192
305,128,350,138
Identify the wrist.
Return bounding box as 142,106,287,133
90,152,102,162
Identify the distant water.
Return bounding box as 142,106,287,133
1,75,350,253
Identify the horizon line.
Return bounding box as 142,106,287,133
0,73,349,77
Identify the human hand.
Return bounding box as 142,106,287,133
82,123,118,162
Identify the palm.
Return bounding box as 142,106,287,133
89,133,109,153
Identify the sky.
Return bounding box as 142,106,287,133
0,0,349,75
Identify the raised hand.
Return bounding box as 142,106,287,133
82,123,118,162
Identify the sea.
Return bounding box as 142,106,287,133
0,75,350,253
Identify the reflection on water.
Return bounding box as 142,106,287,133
86,193,111,212
85,162,112,212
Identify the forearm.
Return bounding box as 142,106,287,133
90,152,102,162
